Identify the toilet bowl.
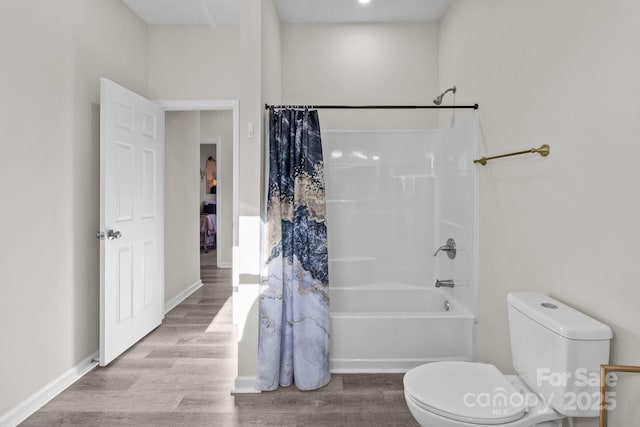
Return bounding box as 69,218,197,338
403,292,612,427
403,361,562,427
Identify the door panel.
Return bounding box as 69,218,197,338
118,245,133,322
100,78,164,366
141,149,157,218
115,142,134,221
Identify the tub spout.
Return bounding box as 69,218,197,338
435,279,455,288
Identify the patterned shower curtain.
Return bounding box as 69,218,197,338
257,108,330,391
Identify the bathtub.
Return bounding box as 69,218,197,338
329,286,475,373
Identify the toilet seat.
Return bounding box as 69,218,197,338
403,361,528,425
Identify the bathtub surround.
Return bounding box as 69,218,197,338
258,108,330,391
323,111,478,372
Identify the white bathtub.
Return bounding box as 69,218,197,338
330,286,475,373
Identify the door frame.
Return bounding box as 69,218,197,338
157,100,239,253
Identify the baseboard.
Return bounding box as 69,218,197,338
164,280,203,314
218,261,232,269
0,352,99,427
231,376,261,394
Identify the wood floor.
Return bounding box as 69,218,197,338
22,251,418,426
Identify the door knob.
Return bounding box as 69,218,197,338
107,230,122,240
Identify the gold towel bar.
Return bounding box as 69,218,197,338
600,364,640,427
473,144,550,166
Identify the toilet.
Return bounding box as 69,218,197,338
403,292,612,427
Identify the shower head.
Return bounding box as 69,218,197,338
433,85,457,105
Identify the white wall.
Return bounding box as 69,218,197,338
147,25,241,100
262,0,282,106
232,0,265,393
281,23,440,129
0,0,147,418
165,112,201,304
440,1,640,425
231,0,284,393
201,110,234,267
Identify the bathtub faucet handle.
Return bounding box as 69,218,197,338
433,238,456,259
433,245,449,256
435,279,455,288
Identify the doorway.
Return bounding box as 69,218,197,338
200,109,234,269
160,100,239,311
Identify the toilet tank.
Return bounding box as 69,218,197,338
507,292,612,418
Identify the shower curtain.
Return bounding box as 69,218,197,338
257,108,330,391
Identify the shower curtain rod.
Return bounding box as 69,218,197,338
265,103,479,110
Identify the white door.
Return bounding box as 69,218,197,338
99,78,164,366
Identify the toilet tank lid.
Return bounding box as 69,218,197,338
507,292,612,340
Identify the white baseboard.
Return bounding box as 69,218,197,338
231,376,261,394
164,280,203,314
218,261,232,269
0,352,98,427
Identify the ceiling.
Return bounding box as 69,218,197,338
122,0,452,25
